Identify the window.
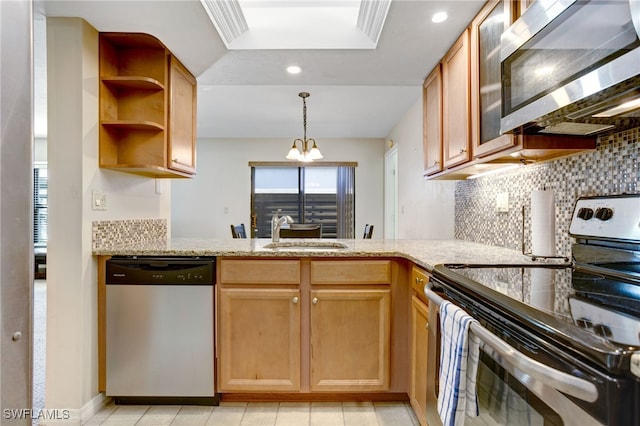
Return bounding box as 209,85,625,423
34,163,48,247
251,164,355,238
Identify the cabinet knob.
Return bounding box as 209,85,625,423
292,296,299,304
460,148,467,154
312,297,319,305
433,160,440,165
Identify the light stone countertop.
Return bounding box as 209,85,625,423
93,238,538,271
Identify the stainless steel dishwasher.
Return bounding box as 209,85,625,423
105,256,217,405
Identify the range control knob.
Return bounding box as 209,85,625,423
577,207,594,220
595,207,614,221
575,317,593,329
593,324,613,338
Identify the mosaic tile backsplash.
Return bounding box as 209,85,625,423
455,128,640,258
92,219,167,250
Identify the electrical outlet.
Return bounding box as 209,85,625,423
92,190,107,211
496,192,509,212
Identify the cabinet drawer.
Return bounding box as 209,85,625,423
310,260,391,285
411,266,430,301
219,259,300,284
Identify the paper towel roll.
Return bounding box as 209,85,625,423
531,189,556,257
530,268,555,311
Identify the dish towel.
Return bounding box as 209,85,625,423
437,300,481,426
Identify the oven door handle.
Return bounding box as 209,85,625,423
424,281,599,403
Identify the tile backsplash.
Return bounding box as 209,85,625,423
455,128,640,257
92,219,167,250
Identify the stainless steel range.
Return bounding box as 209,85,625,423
426,194,640,426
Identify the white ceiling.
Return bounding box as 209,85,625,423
36,0,485,139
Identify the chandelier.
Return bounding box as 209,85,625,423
286,92,323,162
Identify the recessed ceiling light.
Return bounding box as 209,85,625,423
287,65,302,74
432,12,448,23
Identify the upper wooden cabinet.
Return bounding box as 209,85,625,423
168,57,197,174
423,2,595,180
98,33,197,178
442,29,471,169
423,65,443,176
471,0,518,158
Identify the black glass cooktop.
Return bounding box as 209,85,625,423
432,263,640,373
441,264,575,320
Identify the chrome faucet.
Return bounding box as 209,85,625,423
271,209,293,242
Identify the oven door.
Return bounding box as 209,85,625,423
473,343,599,426
425,284,602,426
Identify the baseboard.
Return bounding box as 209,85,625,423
38,392,111,425
80,392,112,423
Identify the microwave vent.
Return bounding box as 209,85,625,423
539,122,615,136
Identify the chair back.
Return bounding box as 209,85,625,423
230,223,247,238
363,224,374,239
280,225,321,238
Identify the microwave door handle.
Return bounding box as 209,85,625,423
424,282,599,403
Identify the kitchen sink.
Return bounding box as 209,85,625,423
262,241,349,251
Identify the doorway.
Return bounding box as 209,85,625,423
384,145,398,239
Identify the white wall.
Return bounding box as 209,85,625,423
172,137,385,239
386,96,455,239
46,18,171,420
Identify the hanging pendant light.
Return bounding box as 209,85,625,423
286,92,323,162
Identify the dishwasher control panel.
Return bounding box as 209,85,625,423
106,257,215,285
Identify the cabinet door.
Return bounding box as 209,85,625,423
471,0,518,158
410,295,429,426
310,288,390,391
519,0,535,15
423,65,443,176
168,56,197,174
442,29,471,168
217,287,301,392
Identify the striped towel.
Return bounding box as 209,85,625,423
437,301,481,426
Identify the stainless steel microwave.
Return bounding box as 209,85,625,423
500,0,640,136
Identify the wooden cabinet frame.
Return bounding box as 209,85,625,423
423,65,443,176
471,0,518,158
217,287,301,392
98,32,197,178
442,29,471,169
215,257,409,397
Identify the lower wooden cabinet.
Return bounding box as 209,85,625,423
310,288,391,391
410,295,429,426
216,258,394,395
217,287,301,392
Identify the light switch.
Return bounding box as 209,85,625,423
92,190,107,211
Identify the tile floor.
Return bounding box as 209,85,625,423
83,401,420,426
